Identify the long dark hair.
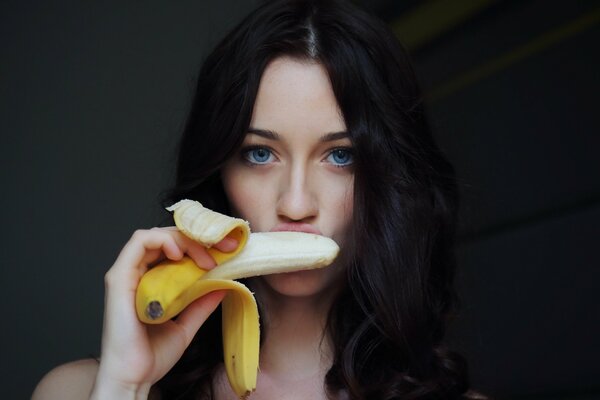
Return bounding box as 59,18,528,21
158,0,475,398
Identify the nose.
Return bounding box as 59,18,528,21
276,163,318,222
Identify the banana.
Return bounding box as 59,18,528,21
166,199,250,265
135,200,339,398
136,256,260,397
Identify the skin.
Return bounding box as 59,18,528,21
32,56,353,400
222,56,353,299
218,56,354,399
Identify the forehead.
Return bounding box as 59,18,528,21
250,56,346,135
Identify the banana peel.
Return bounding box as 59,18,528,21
135,200,339,398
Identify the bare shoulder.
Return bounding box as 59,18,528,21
32,358,99,400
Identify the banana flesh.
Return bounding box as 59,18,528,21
203,231,340,280
135,200,339,398
166,199,250,264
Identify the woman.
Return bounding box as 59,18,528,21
34,0,478,398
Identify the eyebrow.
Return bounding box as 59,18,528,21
247,128,280,140
247,128,349,142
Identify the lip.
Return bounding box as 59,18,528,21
270,223,323,235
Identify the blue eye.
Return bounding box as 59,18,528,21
327,148,354,167
243,147,274,164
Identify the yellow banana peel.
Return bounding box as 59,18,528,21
135,200,339,398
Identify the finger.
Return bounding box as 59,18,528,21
156,226,239,256
151,226,179,231
213,236,239,253
131,231,183,264
157,230,220,269
111,231,183,283
184,244,217,269
173,290,227,344
149,227,237,263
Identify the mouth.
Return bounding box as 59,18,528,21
270,223,323,235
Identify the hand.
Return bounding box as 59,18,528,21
91,227,236,398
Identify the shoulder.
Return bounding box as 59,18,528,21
32,358,99,400
32,359,163,400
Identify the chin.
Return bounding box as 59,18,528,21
258,267,343,298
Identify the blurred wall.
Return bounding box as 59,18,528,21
410,1,599,399
1,1,258,398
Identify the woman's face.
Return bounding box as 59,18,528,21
221,56,353,297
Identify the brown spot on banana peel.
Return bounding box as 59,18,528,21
145,301,164,320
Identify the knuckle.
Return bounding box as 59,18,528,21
130,229,152,242
131,229,146,238
104,270,115,287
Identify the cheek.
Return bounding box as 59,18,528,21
322,174,354,244
338,180,353,227
342,182,354,236
221,167,274,231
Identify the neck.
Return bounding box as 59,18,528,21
251,279,338,380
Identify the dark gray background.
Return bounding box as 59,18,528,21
2,1,598,399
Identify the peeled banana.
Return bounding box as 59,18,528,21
135,200,339,398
